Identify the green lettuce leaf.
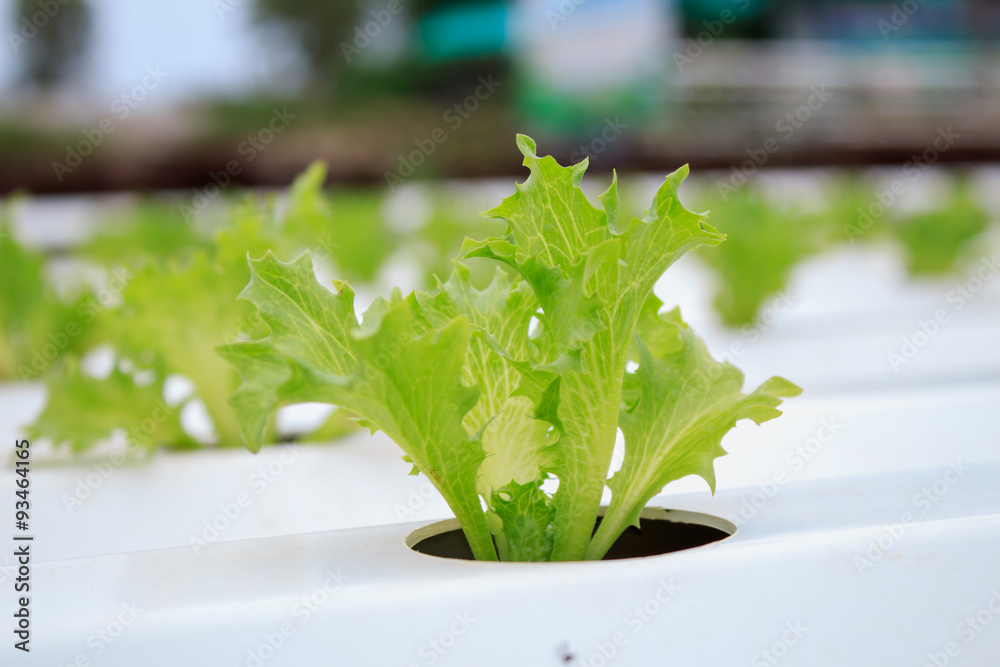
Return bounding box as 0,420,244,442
694,187,830,327
218,251,498,560
220,135,798,562
894,179,989,276
27,360,194,454
0,207,97,381
464,135,725,560
410,263,555,558
26,165,335,451
588,308,800,558
490,480,555,562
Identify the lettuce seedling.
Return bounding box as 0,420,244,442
30,246,259,451
80,198,210,268
0,206,97,381
838,174,992,276
694,187,833,327
220,136,800,561
893,179,990,276
26,163,497,453
29,167,330,451
29,359,196,454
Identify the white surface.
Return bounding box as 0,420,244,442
1,237,996,563
657,245,1000,392
0,384,454,564
1,145,998,663
1,214,997,661
1,377,998,563
24,464,1000,666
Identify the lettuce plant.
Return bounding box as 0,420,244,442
25,162,502,453
694,187,833,327
80,198,210,268
30,237,261,451
29,176,315,452
0,207,97,381
29,359,196,454
218,135,798,561
893,179,990,276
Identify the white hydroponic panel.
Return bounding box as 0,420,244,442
657,246,1000,392
1,191,997,664
27,463,1000,666
0,379,997,563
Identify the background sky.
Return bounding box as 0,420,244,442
0,0,301,106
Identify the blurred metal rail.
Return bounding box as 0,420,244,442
3,42,1000,195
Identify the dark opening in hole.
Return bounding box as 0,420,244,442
409,510,734,561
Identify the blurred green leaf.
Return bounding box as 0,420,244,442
695,187,831,327
894,179,990,276
28,360,194,453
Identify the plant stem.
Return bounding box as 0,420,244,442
464,516,499,562
585,500,633,560
548,386,621,561
189,360,245,447
447,490,497,561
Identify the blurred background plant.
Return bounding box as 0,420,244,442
1,0,998,455
14,163,506,453
0,204,99,381
6,167,996,455
689,186,838,327
892,178,991,277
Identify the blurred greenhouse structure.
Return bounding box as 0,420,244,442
0,1,999,664
2,0,1000,192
